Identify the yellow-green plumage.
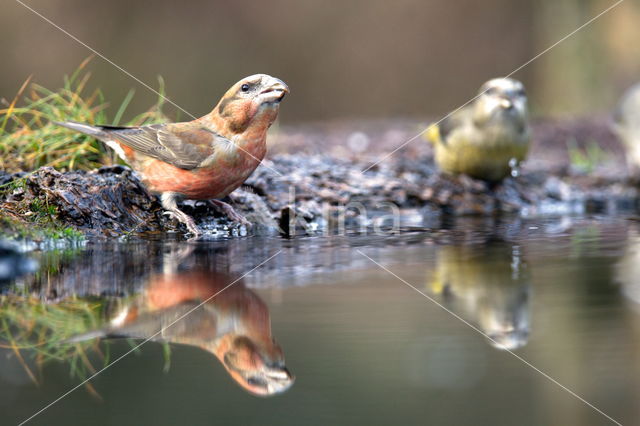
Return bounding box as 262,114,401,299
427,78,531,182
426,244,531,350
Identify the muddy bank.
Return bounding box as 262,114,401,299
0,118,638,239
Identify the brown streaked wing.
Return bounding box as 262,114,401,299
100,123,228,170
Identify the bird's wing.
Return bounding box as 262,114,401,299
439,108,472,145
426,108,470,147
99,123,230,170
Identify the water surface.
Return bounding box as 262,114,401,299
1,216,639,425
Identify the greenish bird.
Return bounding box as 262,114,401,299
612,83,640,172
427,244,531,351
426,78,530,182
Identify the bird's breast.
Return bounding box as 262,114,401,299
138,135,266,200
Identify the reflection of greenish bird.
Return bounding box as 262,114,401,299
428,244,531,351
426,78,530,182
612,84,640,172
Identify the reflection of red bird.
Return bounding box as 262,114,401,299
145,271,293,396
56,74,289,235
69,269,294,396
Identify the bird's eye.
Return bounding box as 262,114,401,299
241,84,250,92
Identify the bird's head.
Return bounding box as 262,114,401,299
474,78,528,125
220,335,294,396
214,74,289,134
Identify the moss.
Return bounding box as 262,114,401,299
0,215,84,243
0,171,85,243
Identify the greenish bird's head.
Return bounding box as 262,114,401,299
474,78,528,126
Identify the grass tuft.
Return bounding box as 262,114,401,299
0,57,170,172
0,291,172,395
567,138,609,174
0,293,109,390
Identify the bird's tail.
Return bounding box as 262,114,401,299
54,121,106,138
62,329,108,344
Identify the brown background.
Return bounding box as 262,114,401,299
2,0,639,123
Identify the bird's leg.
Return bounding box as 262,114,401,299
161,193,201,236
208,199,251,226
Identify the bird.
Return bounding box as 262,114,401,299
56,74,289,236
428,244,531,350
425,78,530,182
612,83,640,173
66,268,294,396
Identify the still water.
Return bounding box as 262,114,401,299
1,216,640,425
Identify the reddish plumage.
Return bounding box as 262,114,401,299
133,135,265,200
71,269,294,395
145,270,294,395
56,74,288,235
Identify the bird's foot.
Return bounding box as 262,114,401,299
208,200,252,227
163,210,202,236
184,218,202,236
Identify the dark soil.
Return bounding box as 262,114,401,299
0,118,638,239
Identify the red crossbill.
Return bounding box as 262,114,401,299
67,269,293,396
57,74,289,235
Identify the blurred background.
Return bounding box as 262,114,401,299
2,0,639,124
